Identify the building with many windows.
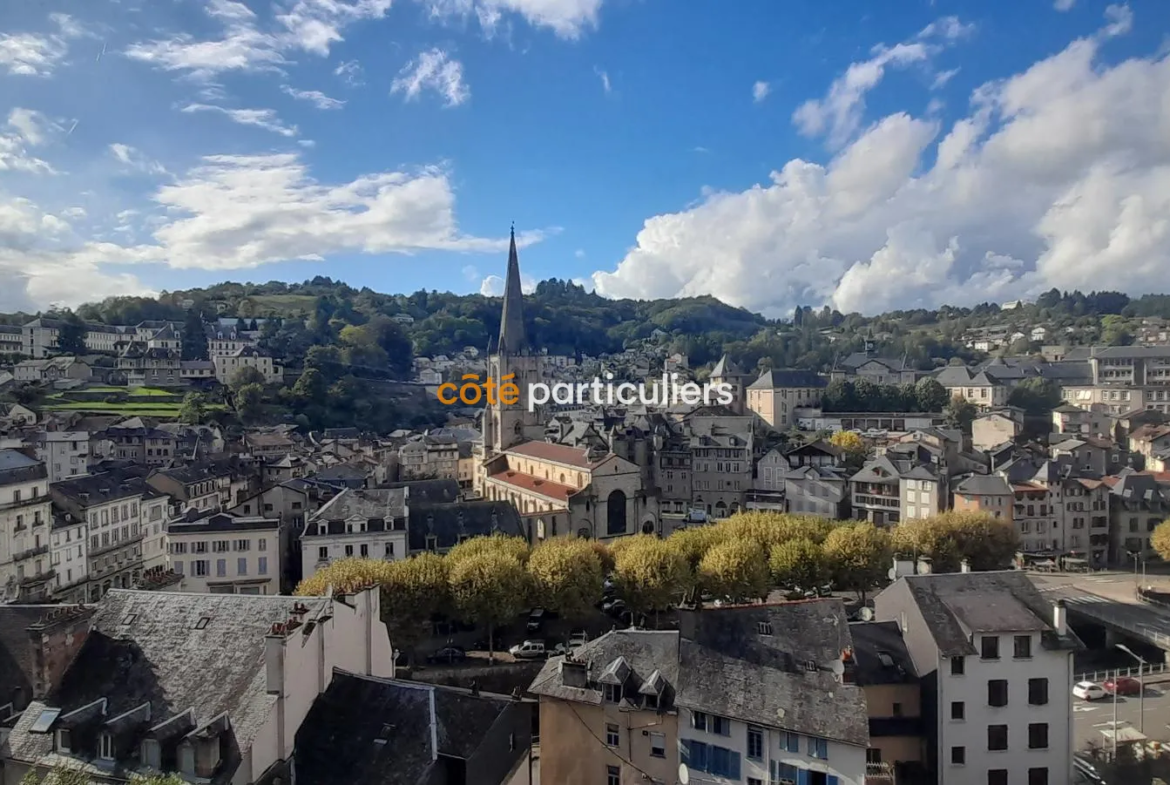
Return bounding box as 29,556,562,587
874,571,1080,785
0,450,54,602
300,487,409,581
167,509,281,595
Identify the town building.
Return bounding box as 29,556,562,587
933,367,1009,410
33,431,90,484
167,509,281,595
874,571,1080,785
300,487,409,580
746,369,828,429
212,346,282,385
0,450,54,602
49,510,88,603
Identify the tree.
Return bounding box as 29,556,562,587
294,557,393,596
891,517,963,572
828,430,868,466
234,382,264,422
236,316,248,333
698,538,770,603
448,552,530,659
181,309,209,361
666,525,726,570
249,318,259,331
230,365,267,390
943,396,978,433
446,533,530,566
178,392,208,424
380,554,450,661
823,523,891,602
292,367,328,403
613,535,691,618
945,511,1019,571
55,311,87,355
526,538,605,623
1007,377,1062,415
769,538,828,590
1152,520,1170,562
915,377,949,412
23,768,187,785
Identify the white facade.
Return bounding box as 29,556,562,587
213,348,282,384
140,493,170,571
168,518,281,595
50,518,88,596
0,459,54,602
679,707,865,785
301,526,407,581
37,431,90,484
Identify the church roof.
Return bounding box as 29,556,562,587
498,226,528,355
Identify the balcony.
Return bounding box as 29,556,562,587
18,568,55,587
0,495,48,512
855,494,900,509
12,543,49,562
865,762,896,785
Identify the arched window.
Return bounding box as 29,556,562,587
607,490,627,536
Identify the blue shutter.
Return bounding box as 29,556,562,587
828,777,839,785
728,751,741,781
680,739,691,767
797,769,810,785
693,741,709,773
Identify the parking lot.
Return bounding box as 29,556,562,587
1074,678,1170,750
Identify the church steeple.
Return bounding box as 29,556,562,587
498,224,528,355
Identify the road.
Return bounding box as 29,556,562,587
1073,680,1170,750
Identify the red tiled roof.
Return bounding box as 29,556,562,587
1077,478,1105,490
1012,483,1045,493
507,440,600,469
1102,476,1121,488
487,469,577,502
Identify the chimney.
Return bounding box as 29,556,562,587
27,605,95,703
1054,599,1068,636
561,658,588,689
960,559,971,573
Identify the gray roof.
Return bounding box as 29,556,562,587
1092,346,1170,359
891,571,1083,657
309,487,406,523
848,620,917,685
748,369,828,390
528,629,679,709
677,601,869,747
953,474,1013,496
4,590,331,774
0,449,44,484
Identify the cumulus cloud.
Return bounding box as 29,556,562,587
418,0,604,39
591,26,1170,316
0,109,58,174
391,49,470,107
1102,4,1133,38
0,13,89,77
752,81,770,103
181,104,299,137
281,85,346,109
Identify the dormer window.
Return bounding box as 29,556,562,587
99,732,114,760
643,693,659,710
603,684,623,703
57,728,72,753
804,660,818,672
426,535,438,552
757,621,773,636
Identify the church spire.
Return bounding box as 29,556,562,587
498,224,528,355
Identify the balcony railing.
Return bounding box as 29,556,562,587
0,496,49,512
18,568,55,587
855,494,900,508
12,544,49,562
865,762,896,785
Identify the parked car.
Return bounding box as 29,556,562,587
526,609,546,633
569,630,589,648
1073,681,1108,701
1104,676,1141,696
509,640,549,660
426,646,467,665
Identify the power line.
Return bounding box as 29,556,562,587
565,701,663,783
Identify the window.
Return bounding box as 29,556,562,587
605,723,619,747
950,656,965,675
216,559,226,577
361,544,369,558
987,725,1008,751
193,560,209,577
988,771,1008,785
650,731,665,758
258,557,268,575
757,621,773,635
747,725,764,760
692,711,707,731
603,684,622,703
749,779,763,785
238,557,248,575
951,746,965,765
981,636,1000,660
867,748,882,764
809,737,828,759
1014,634,1032,658
951,701,965,720
318,546,328,560
99,732,114,760
988,679,1008,707
384,542,395,558
607,765,620,785
1028,768,1049,785
345,544,354,557
892,702,903,717
259,538,267,551
57,729,72,753
1028,723,1049,750
772,761,798,785
781,731,800,753
1029,677,1049,706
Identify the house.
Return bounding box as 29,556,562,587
14,358,92,384
0,324,23,354
146,462,236,513
0,450,54,603
300,488,409,580
1106,470,1168,562
1,587,395,784
50,509,90,603
933,367,1008,410
951,475,1014,524
784,465,851,519
746,369,828,429
33,431,89,484
103,420,177,466
0,403,36,427
971,412,1021,453
873,571,1081,785
212,346,281,385
293,669,535,785
117,346,182,387
833,352,921,386
166,509,281,595
528,629,680,785
405,499,524,554
677,601,870,785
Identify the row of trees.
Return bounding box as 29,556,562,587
822,377,952,414
296,510,1020,657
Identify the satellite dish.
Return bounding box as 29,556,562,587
887,567,897,581
678,764,690,785
860,607,875,622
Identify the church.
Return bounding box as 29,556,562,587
477,229,659,541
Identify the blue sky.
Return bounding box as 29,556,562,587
1,0,1169,316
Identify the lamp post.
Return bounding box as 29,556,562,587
1117,643,1147,735
1112,667,1119,759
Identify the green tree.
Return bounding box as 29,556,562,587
526,538,605,624
613,535,691,618
914,378,950,412
292,367,328,403
234,382,264,422
944,511,1020,570
448,552,530,659
249,318,259,331
178,392,209,424
698,538,770,603
230,365,267,390
1007,377,1062,415
1152,519,1170,562
23,767,187,785
236,316,248,333
181,308,209,361
944,396,978,433
666,525,726,571
824,523,891,602
294,557,392,596
1101,314,1134,346
769,538,828,590
55,311,87,355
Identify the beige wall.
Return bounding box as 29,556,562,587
864,684,924,765
972,414,1020,451
539,699,677,785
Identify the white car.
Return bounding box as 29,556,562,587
1073,681,1107,701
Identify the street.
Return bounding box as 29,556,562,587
1074,681,1170,750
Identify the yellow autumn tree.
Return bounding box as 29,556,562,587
294,557,393,597
448,551,530,659
698,538,771,604
445,532,530,566
1153,520,1170,562
613,535,692,616
823,522,891,602
828,429,868,465
527,538,605,621
769,537,829,590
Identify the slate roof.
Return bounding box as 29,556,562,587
386,478,461,504
677,601,869,746
4,590,331,775
894,571,1083,657
50,467,151,508
747,369,828,390
848,621,916,685
953,474,1013,496
406,501,524,552
310,488,407,524
294,670,522,785
529,629,679,709
0,449,45,484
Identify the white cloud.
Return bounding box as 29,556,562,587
1102,4,1133,38
391,49,470,107
181,104,299,137
591,33,1170,316
281,85,346,109
793,17,972,147
595,67,612,94
275,0,392,56
0,13,89,77
1054,0,1075,9
931,67,960,89
207,0,257,21
109,143,169,176
462,265,480,281
480,272,537,296
575,249,586,259
334,59,364,86
0,109,57,174
752,81,770,103
418,0,604,39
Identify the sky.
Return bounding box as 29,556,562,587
0,0,1168,317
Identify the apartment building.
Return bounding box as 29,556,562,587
951,475,1014,524
50,511,88,603
300,487,409,581
147,462,236,512
213,346,282,384
1107,470,1168,562
934,367,1009,410
0,450,54,602
690,430,751,519
398,433,460,481
168,510,281,595
528,629,679,785
677,601,869,785
874,571,1079,785
746,369,828,429
998,458,1111,564
34,431,90,484
103,421,177,465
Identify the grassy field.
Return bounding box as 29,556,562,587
39,386,192,418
